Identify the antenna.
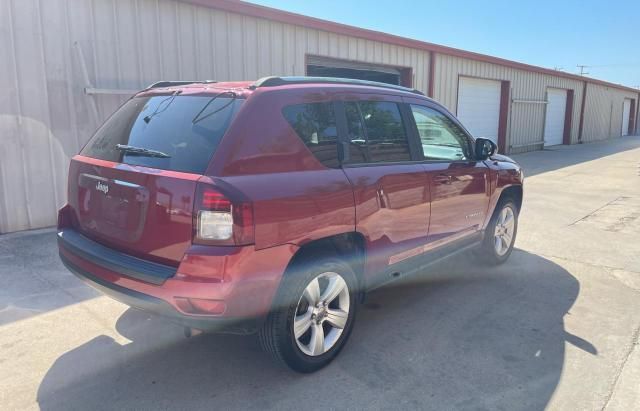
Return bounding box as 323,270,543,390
576,65,590,76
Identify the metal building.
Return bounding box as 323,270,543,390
1,0,639,233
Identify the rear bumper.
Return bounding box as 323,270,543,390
60,252,258,333
57,228,297,334
58,229,176,285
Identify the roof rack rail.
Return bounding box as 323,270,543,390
146,80,217,89
251,76,424,95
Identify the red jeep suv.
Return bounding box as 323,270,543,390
58,77,523,372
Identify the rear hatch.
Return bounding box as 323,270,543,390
67,91,243,265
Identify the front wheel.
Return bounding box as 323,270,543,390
259,258,358,373
478,199,519,265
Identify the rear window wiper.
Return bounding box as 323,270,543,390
116,144,171,158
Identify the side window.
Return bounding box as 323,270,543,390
283,102,339,168
410,105,471,161
344,101,411,163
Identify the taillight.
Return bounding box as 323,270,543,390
193,183,254,246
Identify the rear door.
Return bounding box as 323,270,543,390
68,93,243,265
337,94,430,282
405,101,490,247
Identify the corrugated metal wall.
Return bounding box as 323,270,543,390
0,0,637,233
581,84,638,142
433,54,585,154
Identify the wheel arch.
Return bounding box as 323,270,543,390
499,184,523,211
285,232,367,296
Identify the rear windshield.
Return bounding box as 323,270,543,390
81,94,243,174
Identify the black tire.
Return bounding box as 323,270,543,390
259,257,358,373
477,198,519,265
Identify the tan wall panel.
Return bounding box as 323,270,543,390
582,84,639,141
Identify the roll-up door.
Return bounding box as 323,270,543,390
456,77,501,144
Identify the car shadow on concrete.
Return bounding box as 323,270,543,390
36,250,593,410
512,135,639,178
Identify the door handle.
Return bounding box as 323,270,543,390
433,174,452,184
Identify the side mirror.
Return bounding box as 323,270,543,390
475,138,497,160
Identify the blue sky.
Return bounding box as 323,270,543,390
249,0,640,88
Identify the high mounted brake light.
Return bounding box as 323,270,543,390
193,183,254,246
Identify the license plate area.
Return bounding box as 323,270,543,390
77,173,150,242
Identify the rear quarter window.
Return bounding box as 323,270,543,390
81,94,243,174
282,102,340,168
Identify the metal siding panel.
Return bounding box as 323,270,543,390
380,42,390,65
156,0,179,79
269,21,284,75
227,13,245,79
0,0,29,232
67,0,100,149
356,38,365,61
282,24,295,75
92,0,122,118
583,84,611,141
137,0,163,83
243,16,259,80
622,99,631,136
338,34,348,59
328,32,338,57
306,28,319,57
294,26,305,75
347,37,356,59
115,0,142,88
374,41,383,63
194,5,215,80
256,19,273,76
213,10,230,80
317,30,329,57
365,40,374,64
10,0,59,229
39,0,76,214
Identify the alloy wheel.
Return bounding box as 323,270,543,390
494,205,515,256
293,271,350,356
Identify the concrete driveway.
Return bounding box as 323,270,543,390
1,137,639,411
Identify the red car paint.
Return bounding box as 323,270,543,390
57,79,523,333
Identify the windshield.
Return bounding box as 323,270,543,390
80,95,243,174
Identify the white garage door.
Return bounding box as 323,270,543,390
544,89,567,146
457,77,501,144
622,99,631,136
